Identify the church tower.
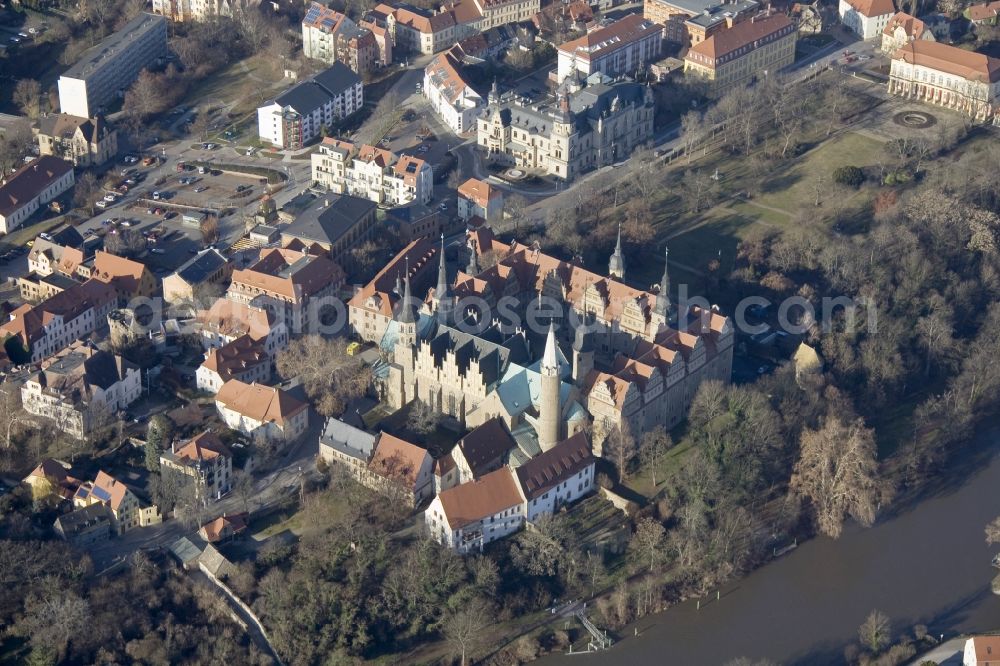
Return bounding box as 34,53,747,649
389,263,418,409
467,239,480,275
432,234,453,325
651,245,671,329
608,222,625,280
538,322,561,452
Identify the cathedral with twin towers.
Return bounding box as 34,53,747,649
348,226,734,456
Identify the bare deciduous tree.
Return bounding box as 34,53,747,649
858,609,891,654
985,515,1000,546
442,597,491,666
406,399,442,435
276,336,372,417
791,416,885,539
603,420,636,480
631,517,666,572
640,426,671,488
13,80,42,120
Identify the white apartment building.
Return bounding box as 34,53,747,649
423,50,484,133
21,342,141,438
57,13,168,118
311,138,434,205
426,433,595,553
0,157,75,234
151,0,260,21
839,0,895,40
195,298,289,359
384,3,458,55
302,2,380,75
196,334,271,394
0,280,117,364
214,379,310,443
888,41,1000,123
457,177,503,222
257,63,363,150
557,14,664,83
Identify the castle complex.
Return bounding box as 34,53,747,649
349,227,733,454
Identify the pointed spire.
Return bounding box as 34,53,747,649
608,221,625,279
394,269,402,297
436,233,448,299
399,258,415,324
655,245,671,318
541,321,558,372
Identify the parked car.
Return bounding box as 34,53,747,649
194,186,208,193
95,200,108,209
103,193,117,202
150,248,165,254
152,191,161,200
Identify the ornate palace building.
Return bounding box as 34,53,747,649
349,227,733,454
888,41,1000,123
476,74,655,181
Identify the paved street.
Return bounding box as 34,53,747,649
907,637,965,666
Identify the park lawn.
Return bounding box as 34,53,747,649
752,131,885,217
624,439,696,500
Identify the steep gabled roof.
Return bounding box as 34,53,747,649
437,467,523,529
215,379,307,427
514,432,593,500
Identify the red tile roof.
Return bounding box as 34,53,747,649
437,467,523,529
891,40,1000,83
0,156,73,218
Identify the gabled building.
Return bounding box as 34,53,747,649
384,3,459,55
257,63,364,150
27,229,85,277
450,416,519,486
200,512,248,542
644,0,757,45
303,3,381,75
556,14,665,83
365,432,434,506
91,251,159,305
195,298,288,358
311,138,435,206
214,378,309,443
162,249,232,304
963,635,1000,666
425,466,524,553
227,247,345,334
280,193,379,262
881,12,934,54
969,0,1000,25
37,114,117,167
839,0,895,40
1,279,116,364
319,416,377,473
21,341,141,438
424,50,485,133
0,156,75,234
75,470,160,533
159,430,234,501
458,177,503,223
514,431,594,522
196,334,271,393
54,503,114,547
23,458,83,503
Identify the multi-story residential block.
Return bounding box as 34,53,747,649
383,3,458,54
1,279,116,364
477,76,655,181
839,0,895,40
683,13,796,90
425,466,524,554
53,503,114,547
37,114,118,167
194,298,289,358
280,194,378,262
645,0,757,45
0,156,75,234
57,13,168,118
21,341,141,438
457,177,503,223
17,271,80,304
556,15,664,83
152,0,260,22
214,378,309,443
303,3,381,76
888,41,1000,123
881,12,934,54
257,63,363,150
196,334,271,393
311,138,434,205
74,470,160,533
159,431,234,501
359,18,394,65
162,249,232,304
91,251,159,306
27,229,85,277
424,50,485,133
227,248,345,334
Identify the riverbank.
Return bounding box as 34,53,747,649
539,423,1000,665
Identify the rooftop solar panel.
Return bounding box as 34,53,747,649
92,486,112,502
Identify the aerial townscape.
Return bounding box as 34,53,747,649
3,0,1000,661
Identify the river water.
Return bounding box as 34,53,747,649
546,427,1000,665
